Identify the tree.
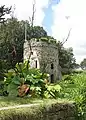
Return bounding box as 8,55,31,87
0,18,25,70
73,63,80,69
25,22,47,40
0,5,11,23
28,26,47,39
80,58,86,70
0,18,48,71
57,41,76,74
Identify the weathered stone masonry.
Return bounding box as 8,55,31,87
0,102,77,120
24,39,62,82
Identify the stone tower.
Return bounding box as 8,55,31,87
24,38,62,83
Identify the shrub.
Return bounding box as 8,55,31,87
3,61,49,97
59,72,86,120
44,84,61,99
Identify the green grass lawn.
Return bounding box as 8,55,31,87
0,96,74,108
0,97,76,120
0,97,42,107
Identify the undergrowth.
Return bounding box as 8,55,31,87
59,71,86,120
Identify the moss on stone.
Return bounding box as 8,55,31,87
0,99,77,120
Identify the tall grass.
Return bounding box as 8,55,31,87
59,71,86,120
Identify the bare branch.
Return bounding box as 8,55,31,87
31,0,36,27
29,17,31,25
61,28,72,46
25,0,36,69
10,5,16,19
61,37,65,44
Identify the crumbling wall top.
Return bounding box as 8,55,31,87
29,38,58,49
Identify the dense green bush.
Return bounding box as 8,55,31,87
0,60,62,99
59,72,86,120
44,84,61,99
1,59,86,120
1,61,49,97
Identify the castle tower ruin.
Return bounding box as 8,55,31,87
24,38,62,83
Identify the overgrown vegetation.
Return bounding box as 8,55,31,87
0,99,76,120
0,61,49,97
0,17,77,75
58,72,86,120
80,58,86,70
0,67,86,119
0,4,85,120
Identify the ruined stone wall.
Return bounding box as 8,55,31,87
24,39,62,82
0,101,77,120
42,102,77,120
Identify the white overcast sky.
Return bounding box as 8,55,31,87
1,0,86,64
52,0,86,64
0,0,49,26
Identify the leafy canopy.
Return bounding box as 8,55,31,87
0,5,11,23
80,58,86,70
57,41,76,74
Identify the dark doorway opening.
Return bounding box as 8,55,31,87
51,63,54,69
35,60,37,68
51,74,54,83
